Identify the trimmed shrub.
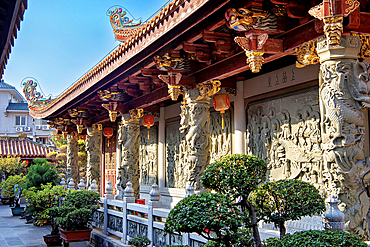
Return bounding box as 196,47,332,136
263,230,367,247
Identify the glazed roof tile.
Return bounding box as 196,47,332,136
0,80,15,89
6,103,29,111
0,137,54,158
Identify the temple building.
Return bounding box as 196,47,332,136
25,0,370,242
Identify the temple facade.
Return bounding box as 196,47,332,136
26,0,370,240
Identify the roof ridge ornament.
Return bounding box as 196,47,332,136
107,6,144,42
21,78,55,107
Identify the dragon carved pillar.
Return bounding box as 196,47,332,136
317,35,370,239
66,132,79,189
180,87,212,189
86,124,102,192
117,116,140,198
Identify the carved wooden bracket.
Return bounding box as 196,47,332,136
102,102,119,122
129,108,143,122
70,118,84,134
202,31,233,54
129,76,153,94
98,89,125,101
234,32,268,73
183,42,212,65
141,68,166,87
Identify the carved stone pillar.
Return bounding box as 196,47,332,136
180,88,211,189
66,132,79,189
86,124,102,192
317,35,370,239
117,115,140,198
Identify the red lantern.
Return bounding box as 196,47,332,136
142,114,155,139
213,94,230,129
103,127,114,147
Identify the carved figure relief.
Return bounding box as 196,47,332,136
86,125,102,191
66,132,79,188
139,126,158,185
117,119,140,197
209,110,231,163
246,90,324,188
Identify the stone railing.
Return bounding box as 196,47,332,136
91,181,207,247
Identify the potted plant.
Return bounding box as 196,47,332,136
48,190,100,244
23,183,67,246
129,236,151,247
0,174,26,215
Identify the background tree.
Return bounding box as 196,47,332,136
0,155,25,180
24,163,58,189
201,154,267,247
0,174,26,206
250,179,325,238
164,192,250,247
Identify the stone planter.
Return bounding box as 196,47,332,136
43,234,62,246
11,206,25,216
59,228,92,243
25,215,33,224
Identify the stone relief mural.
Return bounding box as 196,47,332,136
246,90,325,191
210,110,231,163
139,126,158,185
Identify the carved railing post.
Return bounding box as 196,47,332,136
105,180,114,200
180,83,215,189
66,132,79,189
185,185,195,198
149,183,162,208
78,179,86,190
89,179,98,192
118,114,140,198
67,178,75,190
123,181,135,203
86,124,102,193
60,178,66,189
317,35,370,239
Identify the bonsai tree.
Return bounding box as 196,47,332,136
263,230,367,247
250,179,325,238
165,192,248,247
23,183,67,234
201,154,267,247
0,155,25,180
47,190,100,231
0,174,26,207
24,163,58,189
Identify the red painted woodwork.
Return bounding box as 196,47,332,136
103,131,116,196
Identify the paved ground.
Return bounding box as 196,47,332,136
0,203,89,247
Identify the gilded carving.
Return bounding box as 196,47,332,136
323,16,343,45
86,125,102,191
139,126,158,185
225,8,277,31
352,33,370,60
98,90,125,101
66,132,79,188
195,80,221,100
117,119,140,197
295,40,319,68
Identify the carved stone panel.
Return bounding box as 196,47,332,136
246,89,325,192
66,133,79,188
86,126,102,192
139,126,158,186
165,121,185,188
128,221,138,238
209,110,231,163
154,229,167,247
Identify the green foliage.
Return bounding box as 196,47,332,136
24,163,58,189
32,158,48,166
0,174,26,198
165,193,244,245
23,183,67,234
48,190,100,231
166,246,189,247
129,235,151,247
0,155,25,179
263,230,367,247
45,152,58,161
201,154,267,200
51,132,67,149
59,145,68,153
250,179,325,236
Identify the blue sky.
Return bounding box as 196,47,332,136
3,0,169,98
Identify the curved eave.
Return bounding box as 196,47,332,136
29,0,210,119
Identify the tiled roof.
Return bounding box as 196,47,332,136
0,137,54,158
0,80,15,89
6,103,28,111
